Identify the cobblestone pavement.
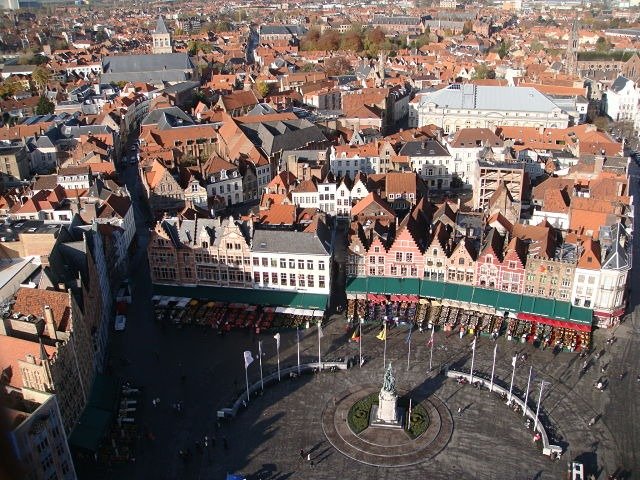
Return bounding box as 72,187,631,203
87,302,633,480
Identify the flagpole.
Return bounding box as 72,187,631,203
523,366,532,416
297,327,301,375
383,321,387,369
317,321,322,370
470,337,476,384
534,380,547,431
276,341,280,381
258,341,264,391
407,324,412,370
245,363,250,403
429,328,434,371
490,343,497,392
508,355,517,404
359,319,362,368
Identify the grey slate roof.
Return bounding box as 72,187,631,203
611,76,631,93
155,17,169,35
418,84,561,113
399,139,450,157
260,25,306,36
161,217,251,249
162,81,200,94
252,229,330,255
239,119,328,156
601,223,631,270
141,107,193,128
103,53,193,74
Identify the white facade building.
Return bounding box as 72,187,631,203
417,85,570,133
250,228,332,295
603,76,639,123
329,146,379,177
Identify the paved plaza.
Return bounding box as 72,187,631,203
80,269,638,480
75,161,640,480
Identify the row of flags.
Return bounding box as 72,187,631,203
245,332,282,368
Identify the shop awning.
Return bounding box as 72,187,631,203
472,288,499,307
69,375,119,453
420,279,445,299
367,277,386,294
569,306,593,326
553,301,571,320
517,312,591,332
383,277,420,295
455,285,474,303
532,297,555,318
442,283,458,301
346,276,368,294
593,307,624,318
497,291,521,312
519,295,535,314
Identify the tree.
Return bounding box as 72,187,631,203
316,30,341,51
0,77,22,99
324,56,351,76
497,41,510,59
256,80,271,97
187,40,212,55
31,66,51,94
593,116,609,132
472,64,496,80
340,30,363,52
300,28,321,51
530,41,544,53
595,36,611,53
35,96,55,115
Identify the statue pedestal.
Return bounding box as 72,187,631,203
370,405,404,429
378,389,398,422
370,390,404,429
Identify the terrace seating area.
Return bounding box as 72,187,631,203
151,296,325,332
346,294,591,352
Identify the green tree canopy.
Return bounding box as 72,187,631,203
35,96,55,115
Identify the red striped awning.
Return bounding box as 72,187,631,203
593,307,625,318
517,312,591,332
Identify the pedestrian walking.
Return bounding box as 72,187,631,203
457,407,462,416
306,453,311,462
299,449,305,459
459,328,465,339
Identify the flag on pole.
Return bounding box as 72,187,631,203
273,332,280,350
376,324,387,341
405,325,413,344
427,329,434,347
244,351,254,368
512,355,517,368
318,323,324,338
351,329,360,342
471,337,476,351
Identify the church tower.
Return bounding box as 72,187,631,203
566,20,579,75
152,16,172,54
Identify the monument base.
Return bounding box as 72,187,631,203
369,405,405,429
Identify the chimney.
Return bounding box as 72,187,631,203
44,305,57,340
